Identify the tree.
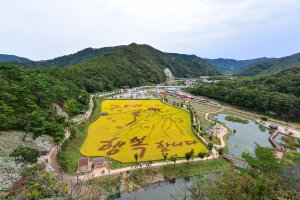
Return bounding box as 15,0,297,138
162,152,168,162
170,155,177,164
207,142,213,153
198,152,205,159
10,146,40,164
242,145,280,173
185,152,192,163
190,149,195,161
218,147,224,155
134,153,139,164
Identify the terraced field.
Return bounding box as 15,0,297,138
80,100,206,162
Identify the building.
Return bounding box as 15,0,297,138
92,157,106,168
78,157,89,173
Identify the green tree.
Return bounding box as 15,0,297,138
10,146,40,164
207,142,213,153
242,145,280,173
162,152,168,162
185,152,192,163
170,155,177,164
198,152,205,159
218,147,224,155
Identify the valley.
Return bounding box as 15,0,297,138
1,44,300,199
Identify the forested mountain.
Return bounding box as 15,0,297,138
166,52,221,76
24,43,221,78
0,54,32,63
43,43,220,93
239,52,300,76
187,67,300,119
0,43,221,137
30,46,123,67
205,57,273,74
0,62,89,141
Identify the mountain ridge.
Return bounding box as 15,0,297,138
205,57,274,74
0,54,32,63
238,52,300,76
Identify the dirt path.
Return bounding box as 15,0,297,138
78,150,221,181
47,95,95,175
204,108,227,148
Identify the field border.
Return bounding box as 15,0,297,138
79,98,208,164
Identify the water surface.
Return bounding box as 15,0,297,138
214,113,281,157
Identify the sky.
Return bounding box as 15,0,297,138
0,0,300,61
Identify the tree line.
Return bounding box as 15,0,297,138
0,63,89,141
187,67,300,119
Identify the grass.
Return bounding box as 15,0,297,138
225,115,249,124
84,158,231,195
126,158,230,188
58,98,104,174
160,158,230,180
166,96,221,131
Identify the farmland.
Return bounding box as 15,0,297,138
80,99,207,162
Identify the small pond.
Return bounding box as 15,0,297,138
116,173,219,200
214,113,281,157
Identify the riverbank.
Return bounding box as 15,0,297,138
82,158,230,197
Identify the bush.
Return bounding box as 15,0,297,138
260,116,268,121
21,163,46,178
24,172,67,199
10,146,40,164
218,147,224,155
225,115,249,124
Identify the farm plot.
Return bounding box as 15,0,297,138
80,100,206,162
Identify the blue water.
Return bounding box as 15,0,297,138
215,113,281,157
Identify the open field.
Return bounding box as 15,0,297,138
166,96,221,131
80,100,206,162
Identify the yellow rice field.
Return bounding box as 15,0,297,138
80,100,207,163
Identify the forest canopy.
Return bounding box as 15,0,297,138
187,67,300,119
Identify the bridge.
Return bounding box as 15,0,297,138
221,153,250,169
269,130,284,152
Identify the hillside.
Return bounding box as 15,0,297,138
0,54,32,63
187,66,300,119
0,43,221,137
30,46,123,67
205,57,273,74
0,62,89,141
44,44,219,92
239,52,300,76
24,43,220,79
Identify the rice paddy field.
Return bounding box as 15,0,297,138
80,100,206,163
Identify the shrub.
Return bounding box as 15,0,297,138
21,163,46,178
10,146,40,164
260,116,268,121
24,172,67,199
218,147,224,155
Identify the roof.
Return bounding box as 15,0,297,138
93,157,105,165
78,157,89,166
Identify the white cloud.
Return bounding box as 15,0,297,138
0,0,299,60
